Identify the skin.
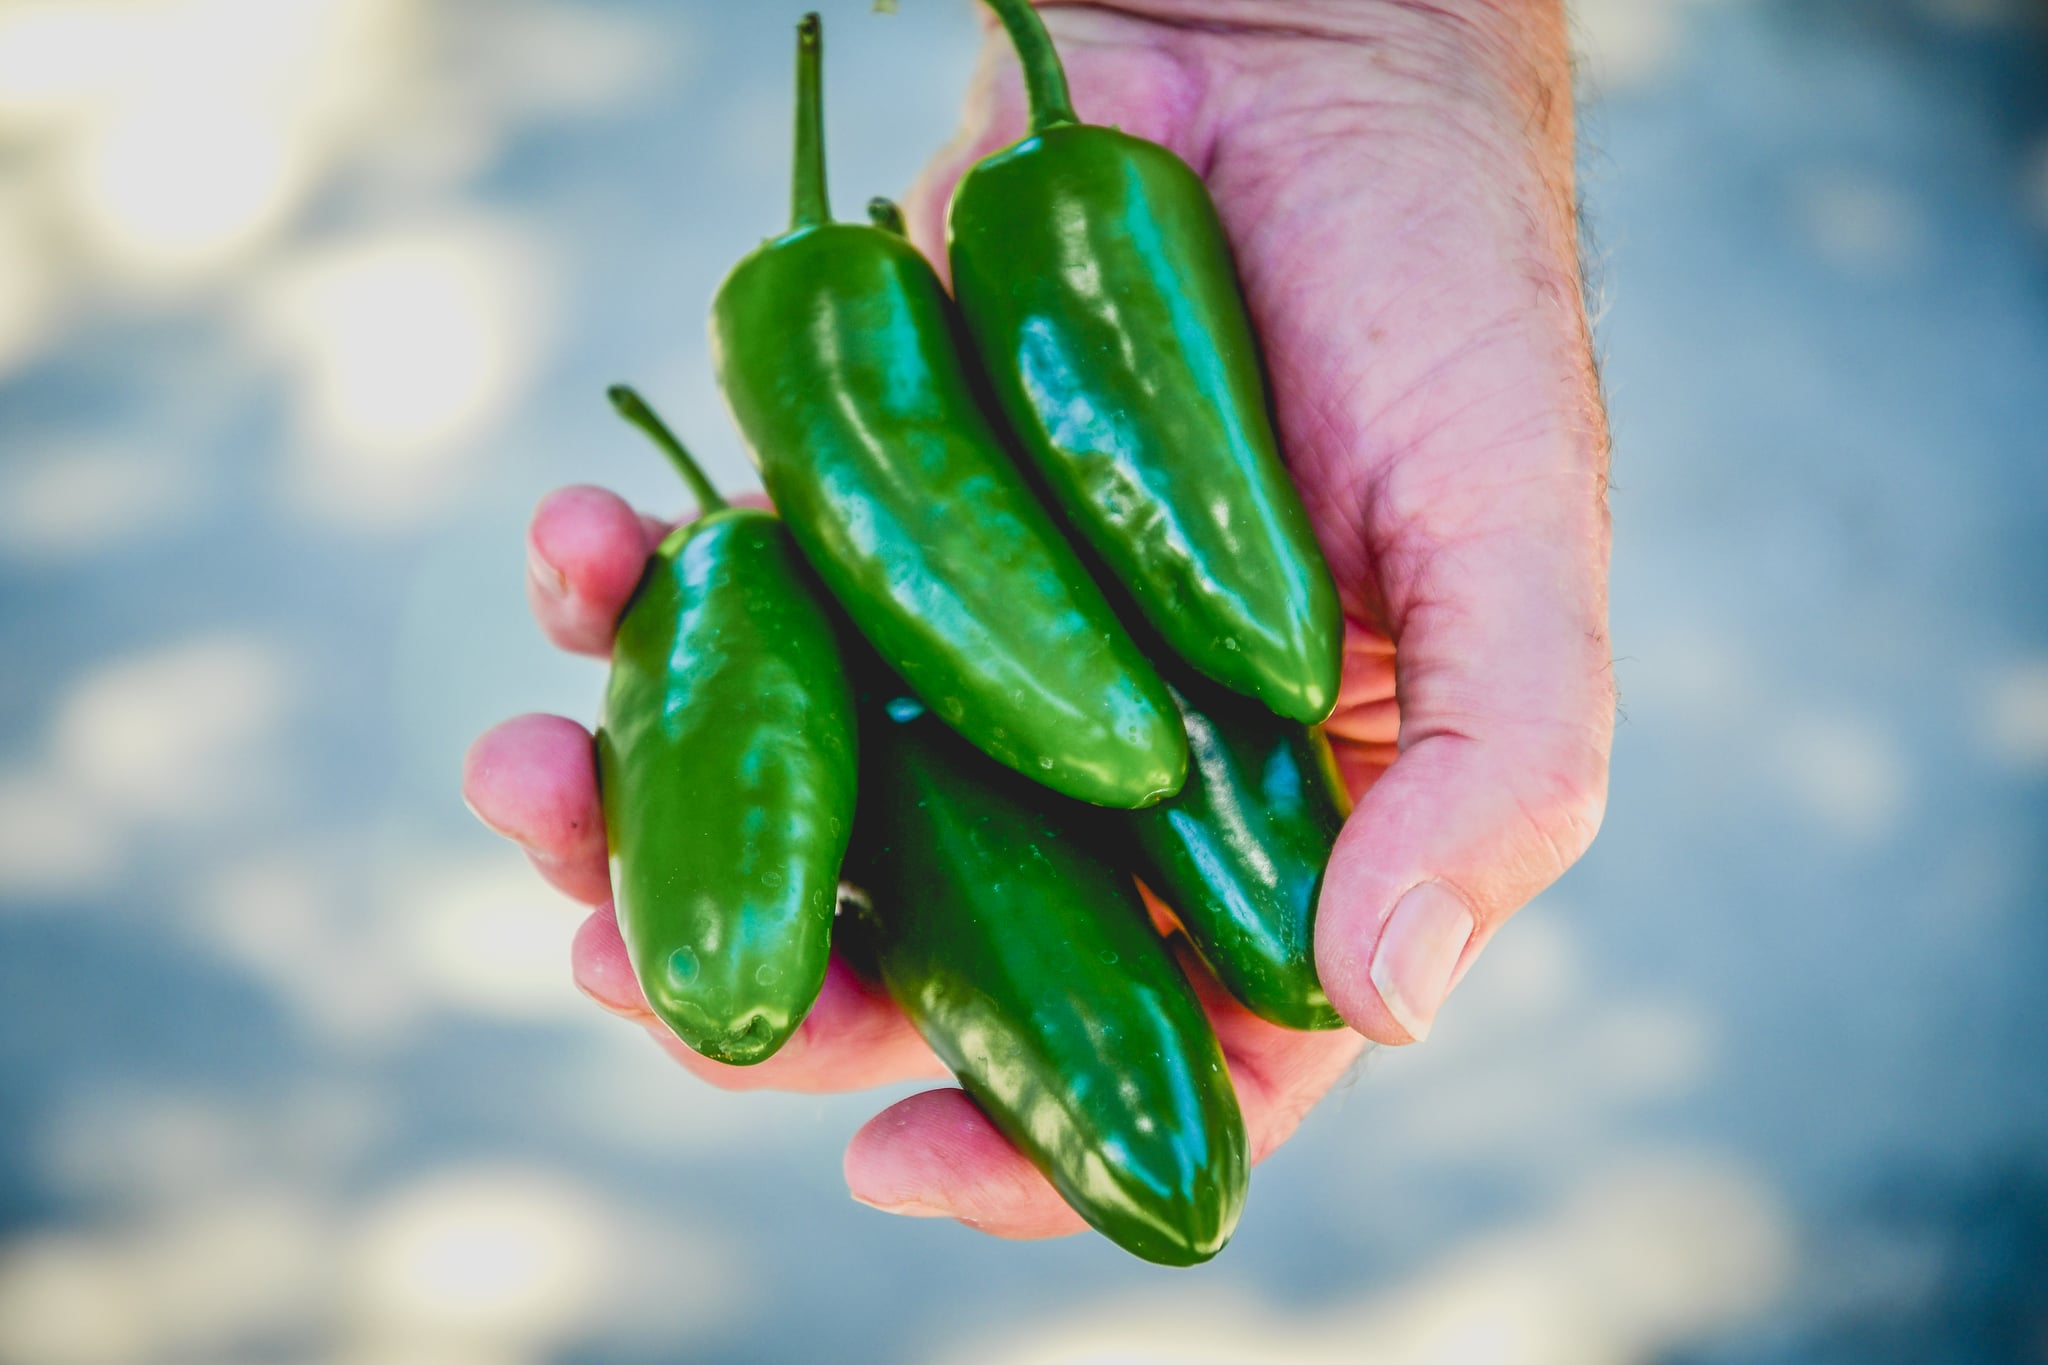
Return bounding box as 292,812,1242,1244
463,0,1611,1241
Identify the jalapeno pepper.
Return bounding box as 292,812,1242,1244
947,0,1344,726
1121,670,1351,1031
843,680,1247,1267
711,15,1185,811
595,387,857,1066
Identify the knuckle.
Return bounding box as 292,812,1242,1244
1512,733,1610,876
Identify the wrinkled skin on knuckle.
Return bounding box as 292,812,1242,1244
1501,721,1612,894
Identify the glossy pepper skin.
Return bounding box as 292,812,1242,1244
596,388,856,1066
711,15,1186,812
947,0,1344,726
843,683,1248,1267
1122,671,1351,1031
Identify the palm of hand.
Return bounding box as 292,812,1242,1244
464,4,1610,1239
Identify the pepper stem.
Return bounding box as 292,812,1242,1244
607,385,727,514
866,197,906,236
791,13,831,229
980,0,1078,131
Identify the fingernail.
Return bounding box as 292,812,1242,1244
850,1191,955,1219
461,791,519,843
527,542,568,601
575,961,650,1022
1369,882,1475,1043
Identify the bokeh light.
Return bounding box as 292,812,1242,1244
1,1,2043,1362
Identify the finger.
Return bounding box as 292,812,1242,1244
1328,739,1397,806
1324,625,1399,744
1324,700,1398,747
843,941,1367,1238
1171,943,1370,1165
1232,1025,1369,1165
1325,627,1400,801
840,1031,1361,1237
1315,519,1614,1046
1141,895,1372,1162
527,485,662,657
571,903,943,1093
462,713,611,904
843,1088,1087,1239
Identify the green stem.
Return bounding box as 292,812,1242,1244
791,13,831,229
867,197,906,236
608,385,727,513
980,0,1078,131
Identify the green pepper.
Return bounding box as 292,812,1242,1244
843,680,1247,1267
1121,670,1351,1031
595,387,857,1066
947,0,1344,726
711,14,1186,811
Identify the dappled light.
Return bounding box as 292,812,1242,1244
350,1167,612,1344
1982,659,2048,770
254,220,556,526
1,0,2043,1361
51,634,291,820
1771,711,1911,842
0,439,199,562
941,1157,1790,1365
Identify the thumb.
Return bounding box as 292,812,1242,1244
1315,519,1614,1046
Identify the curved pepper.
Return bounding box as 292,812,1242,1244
711,14,1186,811
1121,670,1351,1031
843,681,1247,1267
596,387,857,1066
947,0,1344,725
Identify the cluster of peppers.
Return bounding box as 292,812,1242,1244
593,4,1349,1267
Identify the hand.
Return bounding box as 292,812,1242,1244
464,486,1365,1237
897,0,1612,1032
463,0,1611,1240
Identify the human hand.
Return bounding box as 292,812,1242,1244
887,0,1612,1216
463,485,1366,1238
895,0,1611,1033
464,0,1611,1241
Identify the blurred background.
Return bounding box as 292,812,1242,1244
2,0,2045,1361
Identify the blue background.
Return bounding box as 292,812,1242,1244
1,2,2044,1361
